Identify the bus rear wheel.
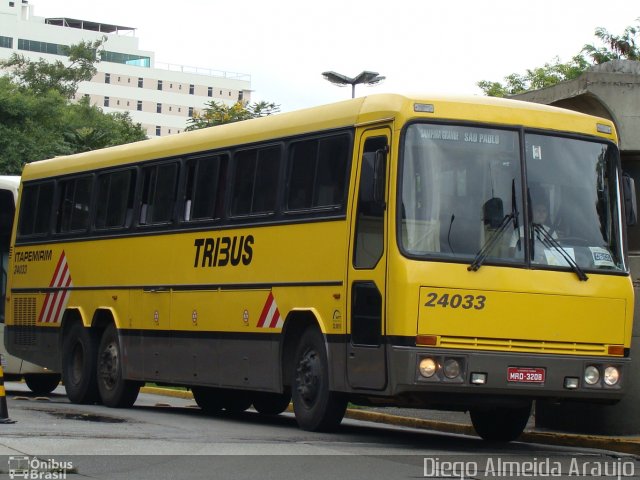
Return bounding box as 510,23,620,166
62,322,99,404
252,390,291,415
192,387,225,413
24,373,61,395
470,403,531,442
291,328,347,432
97,324,140,408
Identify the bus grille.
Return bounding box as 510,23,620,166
13,297,37,346
438,336,608,355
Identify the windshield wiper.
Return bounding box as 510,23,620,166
468,213,515,272
533,224,589,282
469,180,519,273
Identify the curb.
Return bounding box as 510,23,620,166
140,387,640,456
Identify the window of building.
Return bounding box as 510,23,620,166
157,80,163,91
137,100,142,111
56,176,93,233
189,84,194,95
0,36,13,49
118,76,121,82
139,162,179,224
9,2,15,6
231,146,281,216
156,103,162,114
117,100,120,106
138,77,143,88
188,107,194,117
169,106,172,112
104,96,110,107
95,169,136,230
155,126,161,136
238,91,244,102
101,50,150,67
18,38,66,56
207,86,213,97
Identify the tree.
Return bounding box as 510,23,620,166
478,19,640,97
186,100,280,130
0,39,147,173
0,38,105,99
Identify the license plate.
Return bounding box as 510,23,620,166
507,367,545,383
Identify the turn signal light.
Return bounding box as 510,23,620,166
608,345,625,356
416,335,437,346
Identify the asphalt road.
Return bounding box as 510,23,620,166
1,382,638,480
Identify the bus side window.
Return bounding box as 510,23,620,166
231,146,280,217
286,134,349,212
139,162,179,225
17,182,54,238
183,154,226,222
96,169,136,230
56,175,93,234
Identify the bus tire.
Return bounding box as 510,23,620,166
292,328,347,432
96,324,140,408
470,403,531,442
24,373,61,395
252,390,291,415
221,390,252,413
61,322,99,404
192,387,225,414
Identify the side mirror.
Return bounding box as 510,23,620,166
483,197,504,229
623,173,637,226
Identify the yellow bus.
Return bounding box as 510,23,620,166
4,94,635,441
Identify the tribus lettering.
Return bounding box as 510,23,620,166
193,235,254,268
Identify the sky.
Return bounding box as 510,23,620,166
32,0,636,113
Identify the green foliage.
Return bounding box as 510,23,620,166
478,19,640,97
186,100,280,130
0,38,105,99
0,40,147,174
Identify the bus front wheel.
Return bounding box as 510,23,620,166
470,403,531,442
291,328,347,432
61,322,99,404
96,324,140,408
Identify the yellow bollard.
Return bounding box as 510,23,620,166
0,363,16,424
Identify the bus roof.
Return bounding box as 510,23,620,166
21,93,617,181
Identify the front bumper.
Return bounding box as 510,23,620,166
389,346,628,403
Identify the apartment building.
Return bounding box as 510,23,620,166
0,0,252,136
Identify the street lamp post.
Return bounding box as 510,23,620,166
322,70,386,98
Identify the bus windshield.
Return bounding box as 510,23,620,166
400,123,625,273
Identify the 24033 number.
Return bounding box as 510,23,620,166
424,292,486,310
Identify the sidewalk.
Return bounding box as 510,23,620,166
141,387,640,456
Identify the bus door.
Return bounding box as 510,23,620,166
346,129,390,390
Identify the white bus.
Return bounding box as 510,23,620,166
0,175,60,394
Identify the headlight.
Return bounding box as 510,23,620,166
443,359,461,379
419,358,437,378
584,366,600,385
604,366,620,386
